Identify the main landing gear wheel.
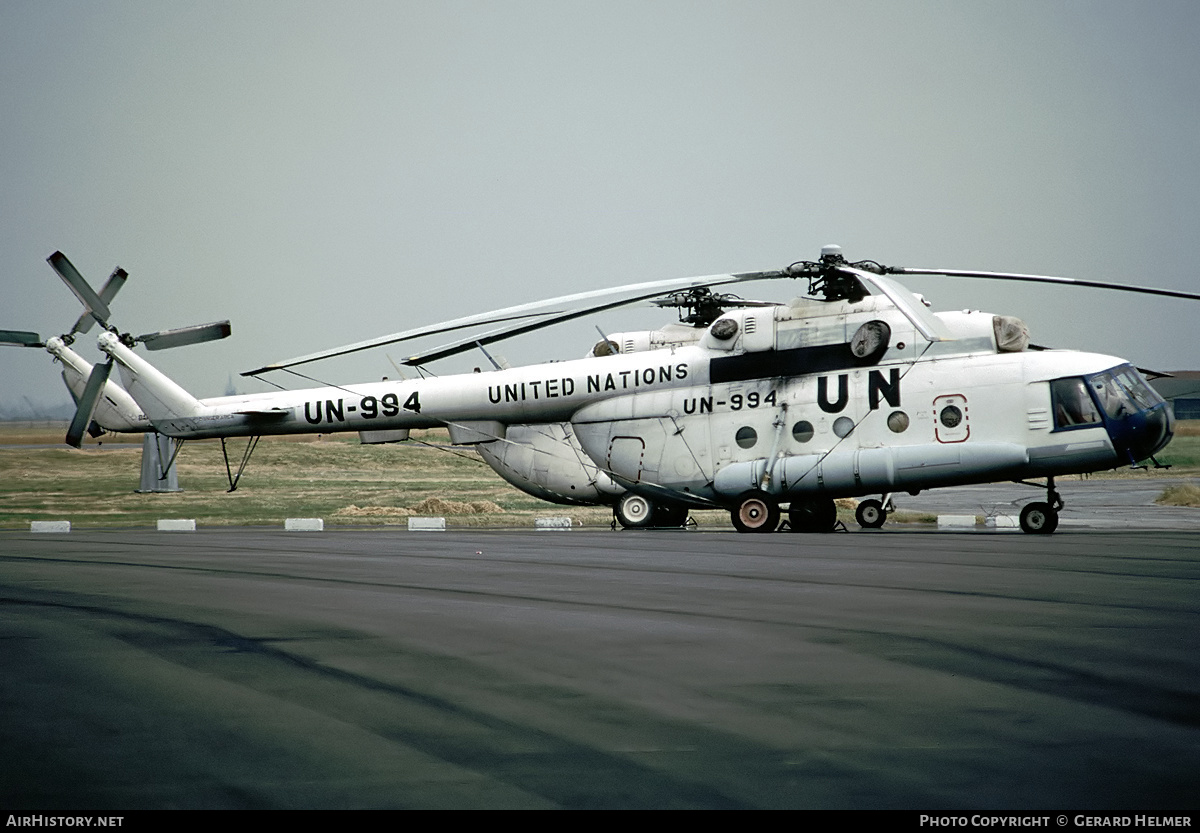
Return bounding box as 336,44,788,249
655,504,690,528
615,492,656,529
788,497,838,533
855,498,887,529
731,490,780,533
1019,502,1059,534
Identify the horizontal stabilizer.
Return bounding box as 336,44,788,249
235,407,291,418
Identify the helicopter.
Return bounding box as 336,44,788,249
41,245,1193,534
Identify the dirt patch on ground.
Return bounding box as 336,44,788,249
334,497,505,517
1156,482,1200,507
334,505,414,517
409,497,505,515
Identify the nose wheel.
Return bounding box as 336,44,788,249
1019,502,1059,534
1019,477,1063,534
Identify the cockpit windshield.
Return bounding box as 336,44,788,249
1052,365,1166,430
1089,367,1164,419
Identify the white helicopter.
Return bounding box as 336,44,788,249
34,245,1191,534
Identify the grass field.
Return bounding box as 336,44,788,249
0,424,623,529
2,421,1198,529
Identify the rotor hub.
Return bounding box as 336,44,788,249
653,287,763,326
786,244,878,303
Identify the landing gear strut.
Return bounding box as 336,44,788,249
1019,477,1063,534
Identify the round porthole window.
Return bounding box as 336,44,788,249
833,416,855,438
792,420,814,443
887,411,910,433
735,426,758,449
939,405,963,428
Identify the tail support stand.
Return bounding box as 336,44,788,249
221,436,261,493
136,432,183,493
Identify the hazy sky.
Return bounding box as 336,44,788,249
3,1,1199,414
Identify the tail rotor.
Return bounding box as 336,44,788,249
5,251,233,446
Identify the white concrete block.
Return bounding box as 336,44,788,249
31,520,71,533
535,517,572,530
285,517,324,531
408,517,446,531
937,514,978,528
986,514,1019,528
157,518,196,531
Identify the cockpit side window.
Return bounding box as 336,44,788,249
1051,377,1102,429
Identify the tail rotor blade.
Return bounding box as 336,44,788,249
0,330,44,347
66,359,113,448
47,251,112,326
137,320,232,351
70,267,128,335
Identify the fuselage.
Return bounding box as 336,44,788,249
96,285,1174,510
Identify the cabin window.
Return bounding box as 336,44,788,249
735,426,758,449
887,411,910,433
792,420,814,443
939,405,963,429
1051,377,1102,429
833,417,855,438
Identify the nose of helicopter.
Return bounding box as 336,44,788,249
1107,401,1174,464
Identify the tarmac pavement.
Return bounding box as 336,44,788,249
1,525,1197,810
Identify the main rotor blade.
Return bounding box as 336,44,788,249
65,359,112,448
0,330,44,347
137,320,232,351
241,309,566,376
70,267,128,335
886,267,1200,302
402,273,789,366
243,268,789,375
836,266,953,342
47,251,112,326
